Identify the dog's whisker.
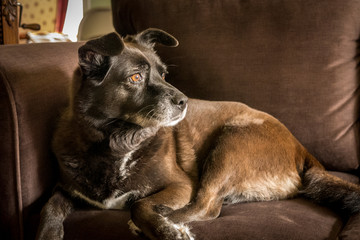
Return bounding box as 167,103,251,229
136,105,156,116
104,118,118,127
144,109,156,120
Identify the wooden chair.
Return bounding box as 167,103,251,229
0,0,19,44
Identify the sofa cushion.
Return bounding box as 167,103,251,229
112,0,360,172
63,198,344,240
59,171,358,240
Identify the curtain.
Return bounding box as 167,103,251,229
55,0,69,33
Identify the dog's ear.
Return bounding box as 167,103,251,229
136,28,179,48
78,32,124,80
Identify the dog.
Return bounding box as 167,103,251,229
36,28,360,240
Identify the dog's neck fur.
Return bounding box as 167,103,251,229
108,122,159,154
69,110,158,160
68,68,160,155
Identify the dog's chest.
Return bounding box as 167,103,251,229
117,150,137,180
103,190,140,209
73,152,147,209
73,188,141,210
69,127,180,209
73,145,165,208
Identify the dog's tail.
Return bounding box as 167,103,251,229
301,153,360,215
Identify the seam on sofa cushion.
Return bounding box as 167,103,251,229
0,70,24,240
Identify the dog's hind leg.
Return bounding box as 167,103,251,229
36,190,74,240
166,184,225,224
164,129,241,224
164,160,228,224
166,122,302,224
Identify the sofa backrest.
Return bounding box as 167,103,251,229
112,0,360,172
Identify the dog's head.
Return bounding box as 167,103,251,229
74,28,188,128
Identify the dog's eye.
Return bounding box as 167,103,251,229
130,73,142,82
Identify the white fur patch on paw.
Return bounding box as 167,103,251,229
128,219,142,236
163,217,195,240
173,223,195,240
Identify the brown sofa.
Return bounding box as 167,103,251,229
1,0,360,239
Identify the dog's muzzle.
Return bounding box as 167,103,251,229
165,93,188,126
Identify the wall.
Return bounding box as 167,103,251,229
83,0,111,13
20,0,57,32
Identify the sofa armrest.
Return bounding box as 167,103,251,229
0,42,82,240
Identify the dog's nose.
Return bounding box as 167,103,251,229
172,94,188,110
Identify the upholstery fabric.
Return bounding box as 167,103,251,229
61,171,359,240
340,214,360,240
64,199,344,240
0,42,82,240
112,0,360,172
1,0,360,239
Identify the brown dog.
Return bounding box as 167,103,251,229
36,29,360,240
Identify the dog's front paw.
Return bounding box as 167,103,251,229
36,225,64,240
157,217,195,240
128,219,142,236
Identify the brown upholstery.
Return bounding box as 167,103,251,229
113,0,360,172
63,199,343,240
0,42,82,239
0,0,360,239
